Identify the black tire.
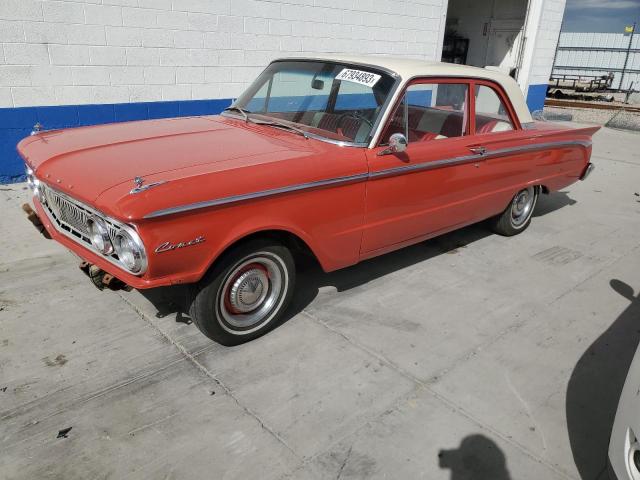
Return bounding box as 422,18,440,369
490,186,539,236
189,239,296,346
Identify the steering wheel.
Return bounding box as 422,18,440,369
336,111,373,134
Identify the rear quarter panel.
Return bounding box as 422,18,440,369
468,123,598,221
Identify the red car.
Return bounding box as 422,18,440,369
19,55,598,345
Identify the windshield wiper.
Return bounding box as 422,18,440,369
223,106,251,123
252,119,309,139
224,107,309,139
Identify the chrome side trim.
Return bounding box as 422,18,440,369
369,139,592,180
144,172,369,219
370,153,481,179
144,139,591,219
490,139,591,157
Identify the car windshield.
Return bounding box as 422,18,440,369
229,60,396,144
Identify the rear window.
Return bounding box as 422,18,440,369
474,85,514,134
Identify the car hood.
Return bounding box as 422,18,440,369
18,115,312,213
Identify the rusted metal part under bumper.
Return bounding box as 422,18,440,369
22,203,51,239
78,261,132,291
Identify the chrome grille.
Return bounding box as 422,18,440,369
40,183,121,255
44,187,91,241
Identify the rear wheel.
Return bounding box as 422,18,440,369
490,186,539,236
189,239,295,345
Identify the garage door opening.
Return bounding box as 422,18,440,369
442,0,530,81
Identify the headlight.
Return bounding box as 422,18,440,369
113,225,147,274
33,178,47,205
26,166,47,205
25,166,34,189
87,215,114,255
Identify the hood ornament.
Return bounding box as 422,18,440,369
31,122,44,135
130,176,168,194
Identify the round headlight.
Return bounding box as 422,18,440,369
113,226,147,274
88,216,114,255
32,178,47,205
25,166,34,190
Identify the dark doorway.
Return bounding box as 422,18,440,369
443,0,529,79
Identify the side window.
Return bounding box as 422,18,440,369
381,82,468,144
474,85,514,134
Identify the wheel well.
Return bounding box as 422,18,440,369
539,185,550,194
217,229,317,267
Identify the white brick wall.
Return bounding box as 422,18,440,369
528,0,566,87
0,0,446,108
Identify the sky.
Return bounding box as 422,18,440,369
562,0,640,32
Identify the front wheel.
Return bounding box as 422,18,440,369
490,186,539,236
189,239,296,345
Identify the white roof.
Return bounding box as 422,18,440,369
280,54,533,125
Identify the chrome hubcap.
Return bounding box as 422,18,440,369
228,267,269,313
218,254,286,332
510,186,536,227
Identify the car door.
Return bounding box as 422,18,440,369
464,80,542,220
361,78,490,256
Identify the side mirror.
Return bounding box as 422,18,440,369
378,133,408,156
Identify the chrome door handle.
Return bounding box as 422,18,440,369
469,146,486,155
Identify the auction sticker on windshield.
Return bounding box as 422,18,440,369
335,68,381,87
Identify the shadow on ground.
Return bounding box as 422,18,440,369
533,191,576,217
138,222,492,328
439,434,512,480
138,191,575,332
567,279,640,479
287,222,490,315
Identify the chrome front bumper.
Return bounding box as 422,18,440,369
581,162,595,181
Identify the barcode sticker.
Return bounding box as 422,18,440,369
335,68,381,87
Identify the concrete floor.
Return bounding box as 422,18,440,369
1,124,639,480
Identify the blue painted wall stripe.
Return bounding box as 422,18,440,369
0,98,232,183
526,84,548,113
1,94,379,182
